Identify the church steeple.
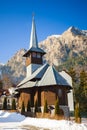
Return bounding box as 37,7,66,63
23,16,46,77
29,15,38,49
23,16,45,57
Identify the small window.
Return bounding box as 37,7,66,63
32,52,36,58
37,53,41,58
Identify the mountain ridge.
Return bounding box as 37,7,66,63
0,26,87,86
40,26,87,66
0,49,26,85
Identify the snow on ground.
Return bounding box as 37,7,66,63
0,110,87,130
22,117,87,130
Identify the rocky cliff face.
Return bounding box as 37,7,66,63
0,49,26,85
0,26,87,85
40,26,87,71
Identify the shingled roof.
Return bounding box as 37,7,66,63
16,63,72,90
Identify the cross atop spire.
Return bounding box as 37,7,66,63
29,15,38,49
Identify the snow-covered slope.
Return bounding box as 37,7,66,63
0,111,87,130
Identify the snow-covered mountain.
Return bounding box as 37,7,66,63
40,26,87,70
65,26,86,36
0,26,87,86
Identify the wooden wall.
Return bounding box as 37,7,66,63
18,85,68,109
25,54,43,66
18,92,30,109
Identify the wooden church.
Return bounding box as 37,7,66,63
16,16,74,117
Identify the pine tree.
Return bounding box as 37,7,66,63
75,102,81,123
0,80,3,89
68,67,77,103
35,100,38,113
44,99,48,113
12,98,16,110
77,70,87,114
27,100,31,112
80,70,87,97
68,67,76,83
55,98,60,115
21,101,25,113
3,97,7,110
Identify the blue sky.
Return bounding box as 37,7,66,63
0,0,87,63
